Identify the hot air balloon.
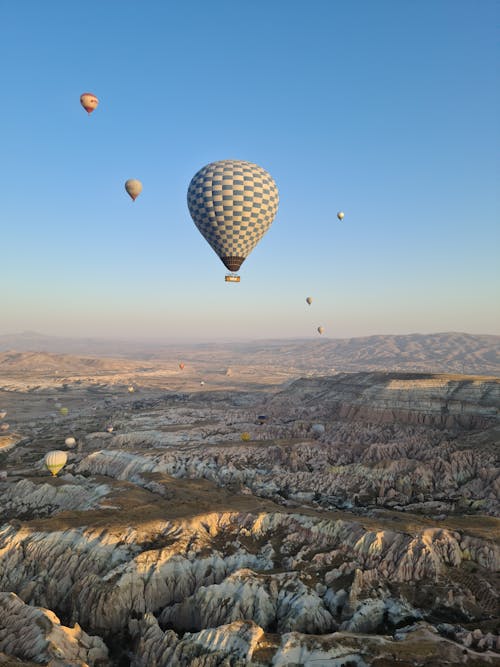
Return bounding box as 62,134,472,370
45,450,67,476
200,381,205,386
311,423,325,437
59,407,69,416
0,423,9,432
128,386,135,393
125,179,142,201
64,437,76,448
187,160,279,281
106,426,114,433
240,432,251,442
0,411,7,419
337,211,344,221
317,326,325,335
306,297,313,305
80,93,99,114
179,363,185,370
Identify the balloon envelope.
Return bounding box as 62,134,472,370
0,424,9,432
80,93,98,114
128,386,135,393
125,179,143,201
106,426,114,433
59,407,69,416
317,326,325,335
179,363,185,370
45,450,67,476
187,160,279,273
64,437,76,448
306,297,313,305
0,411,7,419
337,211,345,221
240,432,251,442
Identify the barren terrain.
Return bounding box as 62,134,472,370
0,337,499,666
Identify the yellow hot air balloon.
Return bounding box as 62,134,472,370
317,326,325,335
45,450,68,476
306,297,313,305
240,432,251,442
187,160,279,281
125,179,143,201
128,386,135,393
64,437,76,448
59,407,69,416
337,211,345,221
80,93,99,114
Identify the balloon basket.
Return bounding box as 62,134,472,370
225,274,240,283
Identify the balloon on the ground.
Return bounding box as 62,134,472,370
80,93,99,114
317,326,325,335
45,450,67,476
337,211,344,221
240,432,251,442
187,160,279,275
64,437,76,448
125,179,142,201
306,297,313,305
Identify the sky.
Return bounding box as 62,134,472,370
1,0,498,341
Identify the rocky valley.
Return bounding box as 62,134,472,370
0,341,499,666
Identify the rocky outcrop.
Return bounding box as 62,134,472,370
269,373,500,430
0,592,109,665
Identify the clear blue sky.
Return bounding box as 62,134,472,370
1,0,498,340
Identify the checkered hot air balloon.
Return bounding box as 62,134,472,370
187,160,279,277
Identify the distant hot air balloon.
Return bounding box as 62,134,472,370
225,368,233,376
187,160,279,280
306,297,313,306
64,437,76,448
125,179,142,201
59,407,69,416
317,326,325,335
200,381,205,386
0,423,9,432
45,450,67,476
179,363,185,370
128,386,135,393
337,211,345,221
0,411,7,419
311,423,325,437
240,432,251,442
106,426,114,433
80,93,99,114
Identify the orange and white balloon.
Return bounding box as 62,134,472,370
80,93,99,114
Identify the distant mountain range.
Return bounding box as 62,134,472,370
0,331,498,376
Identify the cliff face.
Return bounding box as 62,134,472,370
269,373,500,429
